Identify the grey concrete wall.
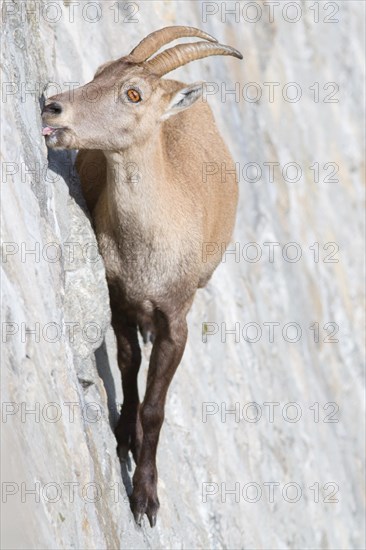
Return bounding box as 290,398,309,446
1,1,365,548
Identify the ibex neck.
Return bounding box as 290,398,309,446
103,133,168,217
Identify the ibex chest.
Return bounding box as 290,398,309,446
93,197,199,307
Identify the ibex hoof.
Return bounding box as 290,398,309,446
148,512,157,528
134,512,143,526
130,490,159,528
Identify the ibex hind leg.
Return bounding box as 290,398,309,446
112,314,143,463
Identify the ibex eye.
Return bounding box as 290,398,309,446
127,89,141,103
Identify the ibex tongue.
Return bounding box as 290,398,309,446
42,127,54,136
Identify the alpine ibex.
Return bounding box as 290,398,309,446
42,26,242,527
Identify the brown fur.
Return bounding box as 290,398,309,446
42,32,239,527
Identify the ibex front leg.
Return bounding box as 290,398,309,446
131,311,189,527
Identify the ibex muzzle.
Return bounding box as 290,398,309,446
42,26,242,528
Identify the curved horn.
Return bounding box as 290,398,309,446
145,41,243,76
129,26,218,63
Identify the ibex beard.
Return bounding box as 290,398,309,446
42,26,242,527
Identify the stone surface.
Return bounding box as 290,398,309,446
1,1,364,548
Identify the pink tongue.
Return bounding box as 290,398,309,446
42,127,54,136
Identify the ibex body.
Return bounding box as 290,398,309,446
42,26,242,527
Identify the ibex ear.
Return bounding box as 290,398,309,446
161,82,205,120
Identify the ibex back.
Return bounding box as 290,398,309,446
42,26,242,527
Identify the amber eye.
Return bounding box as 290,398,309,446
127,88,141,103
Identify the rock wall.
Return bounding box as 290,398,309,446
1,1,365,548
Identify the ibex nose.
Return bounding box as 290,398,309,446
42,101,63,115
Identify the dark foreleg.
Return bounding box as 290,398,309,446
130,309,189,527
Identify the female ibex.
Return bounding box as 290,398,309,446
42,26,242,527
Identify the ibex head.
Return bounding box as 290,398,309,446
41,26,242,150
